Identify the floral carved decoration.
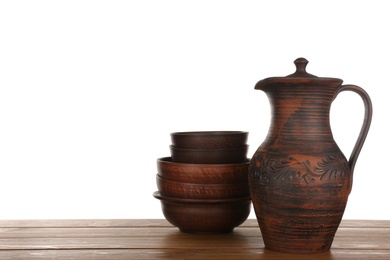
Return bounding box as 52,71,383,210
250,154,350,184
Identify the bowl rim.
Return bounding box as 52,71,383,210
157,156,250,167
170,131,248,137
169,144,249,152
153,191,251,204
156,174,249,187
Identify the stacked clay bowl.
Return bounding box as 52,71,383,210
154,131,251,234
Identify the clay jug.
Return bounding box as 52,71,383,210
249,58,372,253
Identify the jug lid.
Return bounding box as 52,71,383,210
255,57,343,89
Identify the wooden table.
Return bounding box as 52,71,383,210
0,219,389,259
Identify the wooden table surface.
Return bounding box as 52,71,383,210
0,219,389,259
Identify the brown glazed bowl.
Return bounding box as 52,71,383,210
170,131,248,149
153,191,251,234
170,145,248,164
157,157,249,184
156,175,250,199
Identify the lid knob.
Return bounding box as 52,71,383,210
294,58,308,73
288,57,317,78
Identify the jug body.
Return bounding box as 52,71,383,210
249,58,372,253
249,113,351,253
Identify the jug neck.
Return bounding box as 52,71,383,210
254,58,345,154
264,84,338,149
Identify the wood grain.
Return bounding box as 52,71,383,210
0,219,388,259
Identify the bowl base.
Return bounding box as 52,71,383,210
179,228,234,235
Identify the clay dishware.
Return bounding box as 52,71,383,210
170,145,248,164
249,58,372,253
157,157,249,184
156,175,250,199
153,191,251,234
171,131,248,149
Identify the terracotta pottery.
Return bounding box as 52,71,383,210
157,157,249,184
153,191,251,234
171,131,248,149
170,145,248,164
156,174,250,199
249,58,373,253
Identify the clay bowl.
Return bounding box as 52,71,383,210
156,175,250,199
170,145,248,164
157,157,249,184
153,191,251,234
170,131,248,149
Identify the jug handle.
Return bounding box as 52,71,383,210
333,84,373,175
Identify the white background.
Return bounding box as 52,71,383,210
0,1,388,220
